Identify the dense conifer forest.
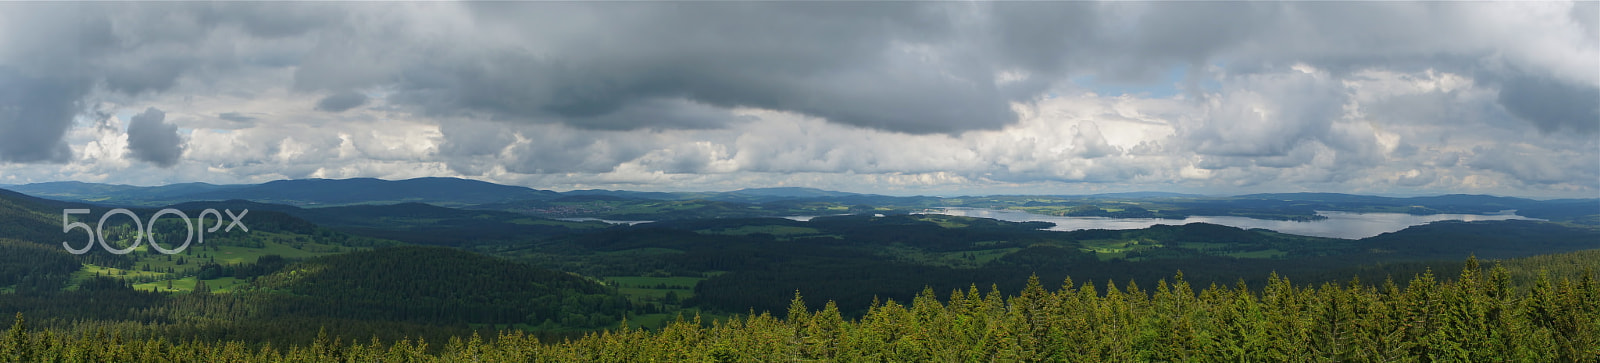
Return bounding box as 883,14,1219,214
0,255,1595,362
0,183,1595,361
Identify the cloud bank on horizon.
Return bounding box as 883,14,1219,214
0,2,1594,197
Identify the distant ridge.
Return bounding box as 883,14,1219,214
729,187,860,198
181,177,560,206
558,187,861,203
561,189,686,200
1239,192,1538,206
6,179,1593,224
6,177,559,207
0,187,107,245
7,181,144,195
1085,191,1202,198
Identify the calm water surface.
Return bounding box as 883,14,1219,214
930,208,1537,239
568,210,1535,239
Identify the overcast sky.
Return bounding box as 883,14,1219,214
0,2,1595,197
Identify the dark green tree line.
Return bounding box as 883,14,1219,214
0,256,1593,362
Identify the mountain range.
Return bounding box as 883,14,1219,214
7,177,1586,205
2,178,893,207
2,177,1596,225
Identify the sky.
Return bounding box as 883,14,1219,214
0,2,1595,198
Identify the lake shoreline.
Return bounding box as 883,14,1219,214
927,207,1538,240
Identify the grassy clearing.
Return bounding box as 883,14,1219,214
918,216,970,228
1079,238,1162,254
66,264,166,291
1080,238,1166,261
605,276,704,304
72,233,363,293
136,240,351,268
131,276,247,293
879,246,1021,268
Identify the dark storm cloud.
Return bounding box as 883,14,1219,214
4,2,1590,144
192,2,346,39
315,91,369,113
1496,74,1600,134
218,112,256,122
101,57,197,96
0,68,84,163
0,2,349,164
374,2,1033,134
125,107,184,167
559,99,750,131
379,1,1592,136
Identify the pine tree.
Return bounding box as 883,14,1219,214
2,313,24,361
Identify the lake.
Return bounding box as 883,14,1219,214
930,208,1537,239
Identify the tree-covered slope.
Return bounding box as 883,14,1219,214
2,254,1595,362
251,246,630,327
0,187,87,245
0,247,635,348
1359,219,1600,259
167,200,609,246
501,214,1597,318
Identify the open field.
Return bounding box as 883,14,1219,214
70,233,366,293
879,245,1021,268
132,276,247,293
605,275,703,305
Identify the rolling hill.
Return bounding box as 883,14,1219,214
249,246,629,327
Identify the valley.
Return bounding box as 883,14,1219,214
0,177,1595,359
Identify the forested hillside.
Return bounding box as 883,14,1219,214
22,178,1594,224
0,256,1593,362
0,188,80,245
1,186,1596,361
498,214,1598,317
164,200,610,247
0,246,632,348
249,246,630,328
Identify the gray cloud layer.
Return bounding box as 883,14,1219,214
1498,73,1600,134
0,2,1593,196
315,91,368,113
0,68,82,163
